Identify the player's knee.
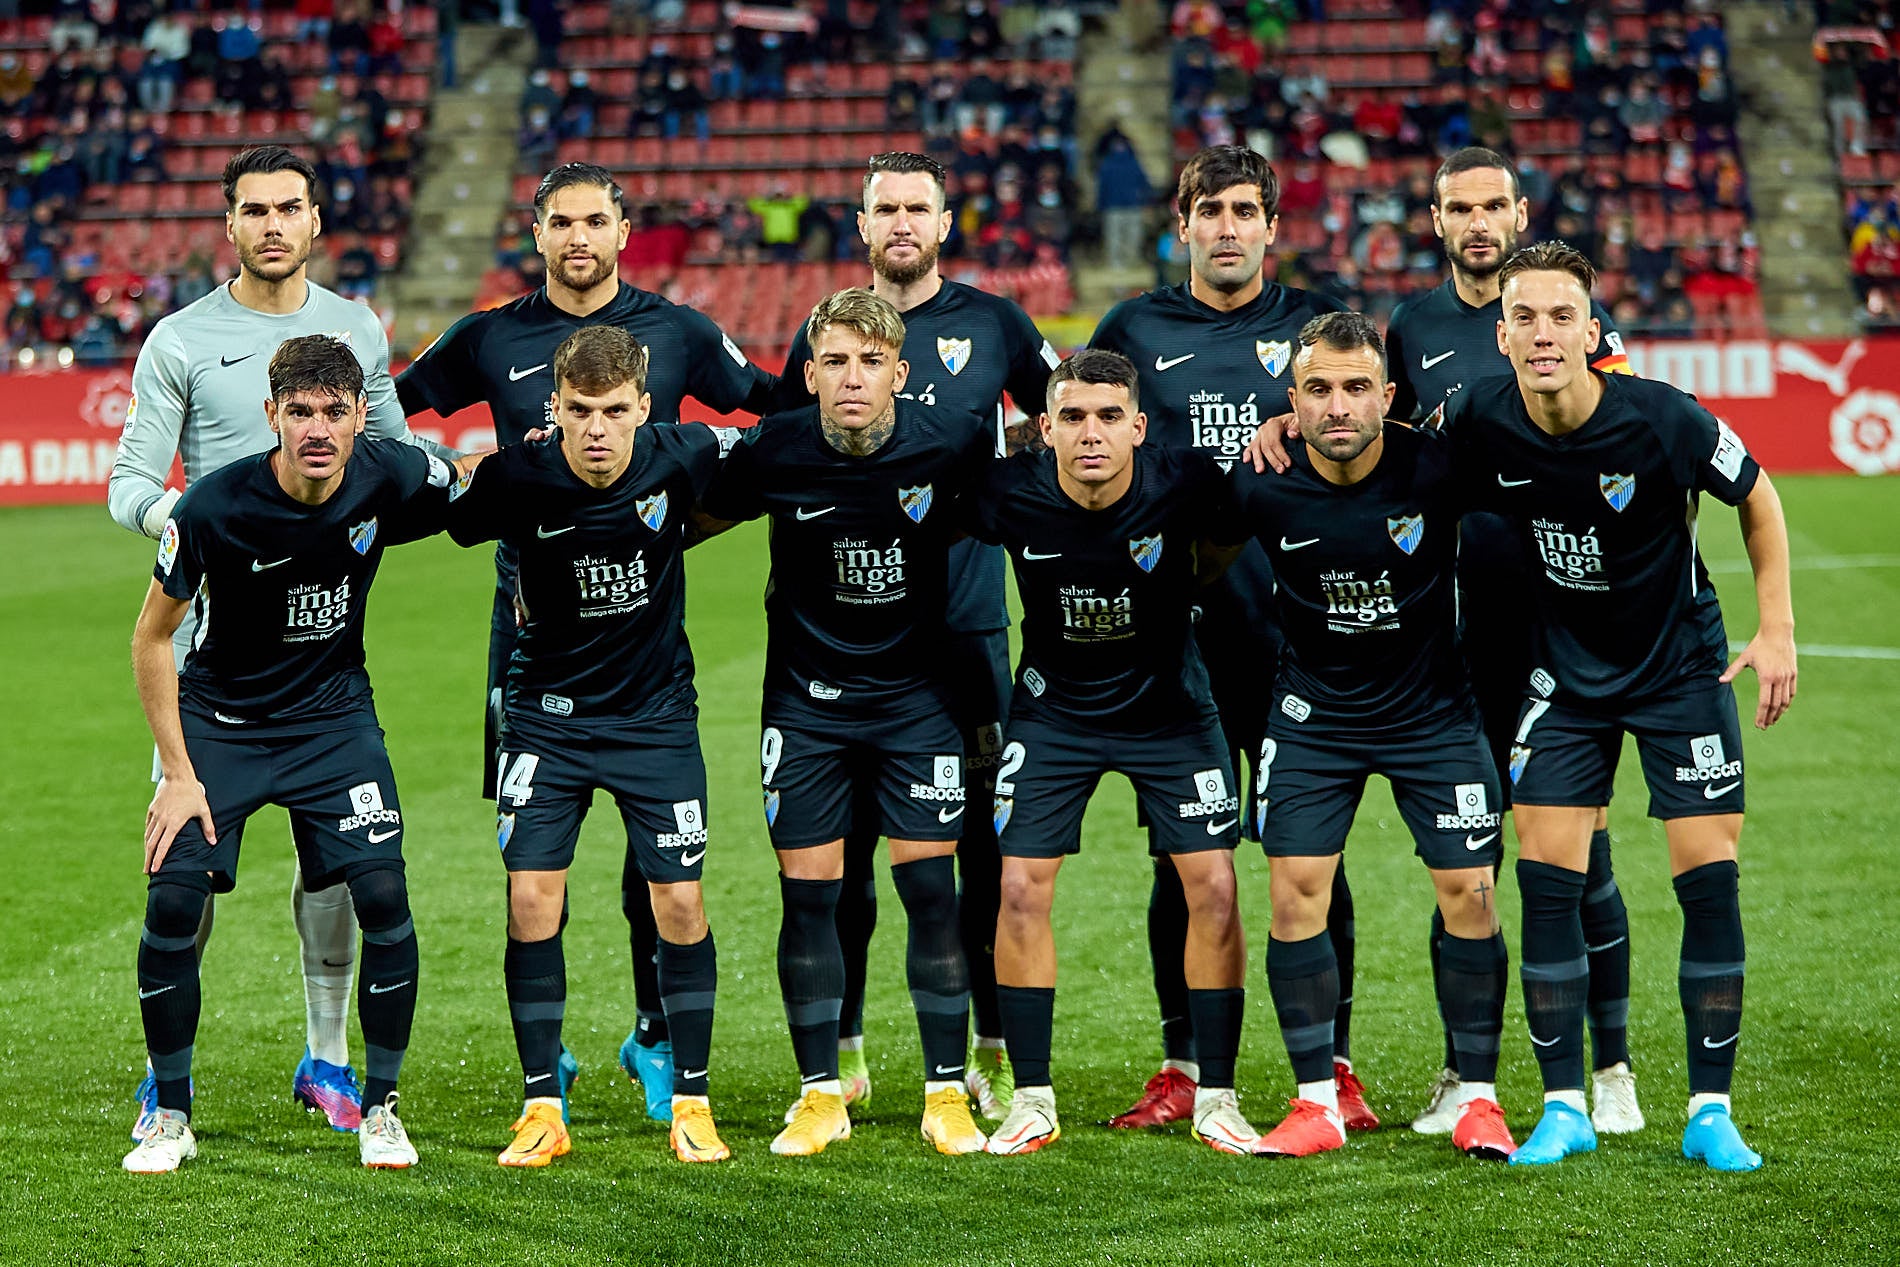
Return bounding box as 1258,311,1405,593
346,864,412,937
145,875,211,940
998,864,1053,921
891,854,956,920
648,881,706,942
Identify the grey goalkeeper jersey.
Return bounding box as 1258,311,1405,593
107,279,447,537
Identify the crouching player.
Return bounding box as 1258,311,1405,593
1224,313,1514,1160
441,326,731,1165
970,349,1265,1157
125,335,468,1173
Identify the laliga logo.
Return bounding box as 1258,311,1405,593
1775,340,1900,474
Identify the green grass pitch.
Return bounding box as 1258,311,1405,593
2,475,1896,1265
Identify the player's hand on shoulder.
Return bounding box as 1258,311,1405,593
145,775,215,873
523,425,558,444
1721,625,1797,730
1242,411,1300,474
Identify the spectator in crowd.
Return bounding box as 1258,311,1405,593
748,181,809,263
1095,127,1152,271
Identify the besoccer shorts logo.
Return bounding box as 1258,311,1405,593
898,484,934,523
937,336,972,376
1675,733,1742,783
1256,339,1292,377
764,787,781,827
1436,781,1502,830
659,799,709,849
910,755,965,804
1387,514,1424,555
1129,535,1163,573
348,517,379,555
1176,767,1239,820
992,795,1013,835
339,781,401,832
1599,473,1635,512
636,490,669,532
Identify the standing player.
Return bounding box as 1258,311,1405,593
696,289,992,1158
763,151,1058,1120
1442,243,1794,1170
107,144,456,1139
441,327,730,1166
971,350,1262,1158
1223,314,1514,1161
122,335,465,1173
396,162,775,1123
1385,147,1641,1135
1086,145,1367,1131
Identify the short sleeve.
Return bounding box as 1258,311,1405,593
1086,299,1134,355
696,420,770,522
676,422,732,500
1204,456,1258,546
155,489,206,599
1002,301,1058,420
1589,300,1632,374
1384,301,1418,422
960,455,1017,545
395,312,485,417
1665,389,1759,506
442,450,512,547
681,305,777,415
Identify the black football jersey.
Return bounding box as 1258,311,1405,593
155,439,454,734
1224,424,1474,728
965,445,1231,733
443,423,725,728
1441,373,1761,704
699,401,993,721
766,279,1058,633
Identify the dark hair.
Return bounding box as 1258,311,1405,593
222,145,320,209
1176,145,1280,221
1046,348,1139,411
1498,240,1598,299
269,335,364,402
1295,311,1386,378
1432,146,1520,208
553,324,649,396
862,151,948,209
534,162,627,222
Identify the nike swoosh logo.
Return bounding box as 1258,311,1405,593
138,984,176,1000
1585,937,1627,954
220,353,255,367
1465,832,1498,850
536,524,575,538
1703,1032,1739,1049
1498,476,1534,488
252,557,292,571
934,1064,963,1076
368,980,412,995
1704,781,1740,799
680,848,706,866
1280,537,1319,550
525,1073,553,1085
938,806,965,824
1206,818,1236,835
509,363,548,381
794,506,836,521
1155,353,1195,371
1530,1033,1560,1047
681,1069,708,1081
1022,550,1062,560
367,828,400,844
1421,349,1457,369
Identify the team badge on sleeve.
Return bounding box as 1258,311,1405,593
348,517,379,554
1599,473,1635,512
636,490,669,531
1129,535,1163,573
1711,419,1749,482
1256,339,1292,377
1387,514,1424,555
899,484,934,523
937,337,972,376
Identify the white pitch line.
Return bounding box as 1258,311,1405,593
1706,554,1900,574
1729,641,1900,661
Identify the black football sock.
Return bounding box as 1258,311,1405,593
892,856,971,1080
1328,864,1356,1063
1438,931,1508,1085
621,857,667,1047
350,866,418,1107
1429,905,1456,1069
835,828,879,1042
1675,861,1745,1096
505,932,565,1100
1187,988,1244,1090
956,818,1004,1038
1266,931,1339,1087
1582,826,1633,1069
995,985,1055,1086
659,929,717,1097
1147,857,1194,1063
140,878,210,1115
1517,859,1589,1094
778,875,845,1083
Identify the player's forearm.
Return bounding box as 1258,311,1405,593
1738,474,1794,635
132,633,194,781
107,468,177,538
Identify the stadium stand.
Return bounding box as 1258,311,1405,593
0,2,437,368
1819,6,1900,327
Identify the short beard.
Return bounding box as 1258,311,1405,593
551,254,617,294
239,241,307,283
871,237,938,288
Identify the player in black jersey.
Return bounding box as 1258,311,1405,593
968,350,1265,1158
696,289,992,1158
1086,145,1371,1131
763,152,1058,1119
123,336,472,1175
396,163,775,1122
1442,244,1794,1171
440,328,731,1167
1386,149,1641,1136
1221,313,1517,1163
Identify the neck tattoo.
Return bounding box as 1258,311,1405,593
820,402,897,457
